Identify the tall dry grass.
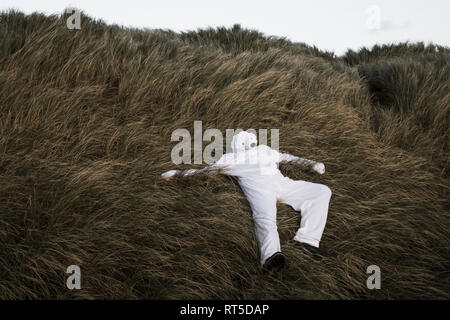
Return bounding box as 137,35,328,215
0,10,448,299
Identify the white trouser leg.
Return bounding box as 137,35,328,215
279,180,332,248
246,192,280,266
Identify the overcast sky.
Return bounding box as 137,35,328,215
1,0,449,55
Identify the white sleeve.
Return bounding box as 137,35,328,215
277,152,299,163
265,146,297,163
214,154,229,167
277,151,316,167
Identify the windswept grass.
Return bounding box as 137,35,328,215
0,9,448,299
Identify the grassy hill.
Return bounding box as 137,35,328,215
0,10,448,299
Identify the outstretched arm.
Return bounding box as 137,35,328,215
278,152,326,175
162,153,234,180
161,163,223,180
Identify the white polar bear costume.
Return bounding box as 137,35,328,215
162,131,332,267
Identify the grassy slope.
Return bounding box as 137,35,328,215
0,10,448,299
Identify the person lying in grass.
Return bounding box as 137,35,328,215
162,131,332,273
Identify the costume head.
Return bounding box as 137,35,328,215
231,131,258,153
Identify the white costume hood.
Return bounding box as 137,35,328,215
230,131,258,153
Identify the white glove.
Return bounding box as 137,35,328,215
313,162,325,175
161,170,180,180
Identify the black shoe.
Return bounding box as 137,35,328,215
262,252,285,274
292,241,326,260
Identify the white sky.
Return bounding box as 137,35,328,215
1,0,449,55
